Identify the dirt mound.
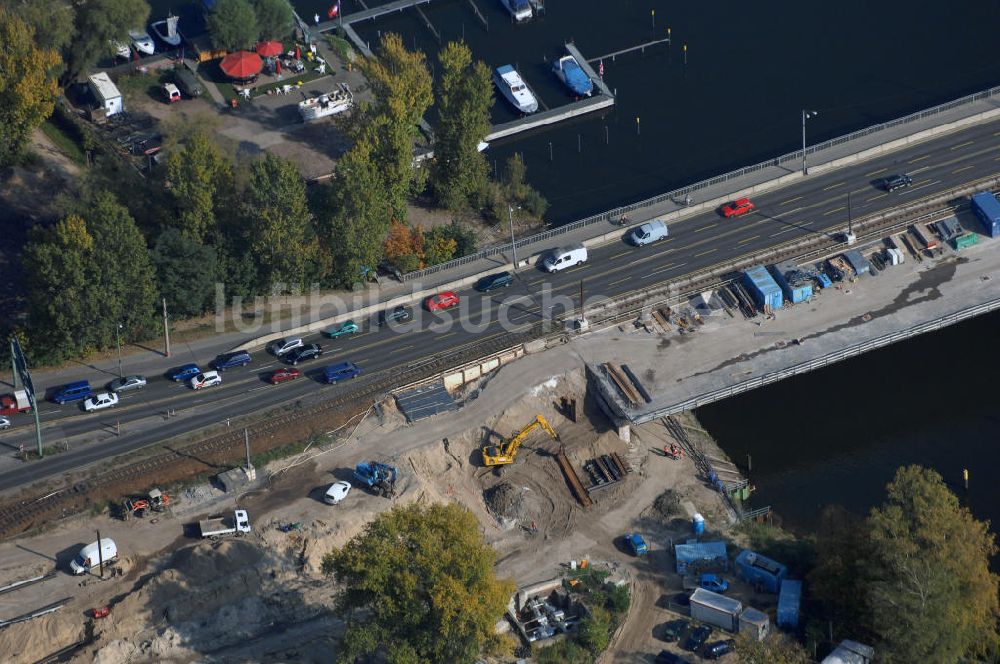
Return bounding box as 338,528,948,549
484,482,524,521
167,539,262,583
651,490,681,522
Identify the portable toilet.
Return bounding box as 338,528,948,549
692,513,705,536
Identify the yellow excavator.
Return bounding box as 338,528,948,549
481,415,559,467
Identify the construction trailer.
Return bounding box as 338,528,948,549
674,541,729,575
742,265,783,311
769,260,813,304
738,607,770,641
689,587,742,632
777,579,803,628
971,191,1000,238
735,549,787,594
88,72,124,117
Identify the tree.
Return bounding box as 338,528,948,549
809,506,874,642
166,132,231,242
22,214,95,362
383,218,423,273
244,153,312,289
207,0,258,52
3,0,75,52
322,503,515,664
64,0,149,83
423,226,457,266
430,41,492,211
253,0,292,40
356,33,433,222
735,632,810,664
577,605,611,654
443,219,477,257
0,8,60,168
865,465,999,663
86,193,158,346
151,228,218,317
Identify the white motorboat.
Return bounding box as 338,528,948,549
110,40,131,59
150,14,181,47
129,29,155,55
499,0,532,22
299,84,354,122
493,65,538,114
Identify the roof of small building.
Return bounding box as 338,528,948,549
690,587,743,613
739,607,769,624
89,72,121,101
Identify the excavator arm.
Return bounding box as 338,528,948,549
481,415,559,467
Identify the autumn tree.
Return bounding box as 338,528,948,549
430,41,492,211
253,0,292,40
207,0,258,51
423,226,457,266
244,153,312,288
808,506,874,642
166,131,231,242
3,0,75,52
382,218,424,273
355,33,433,222
64,0,149,83
322,502,514,664
0,8,60,168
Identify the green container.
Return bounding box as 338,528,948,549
953,233,979,250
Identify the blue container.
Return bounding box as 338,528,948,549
770,261,813,304
972,192,1000,238
743,265,783,311
692,513,705,536
735,549,787,594
777,579,802,628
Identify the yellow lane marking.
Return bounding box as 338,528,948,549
780,196,802,205
908,154,930,163
388,345,414,355
868,193,888,201
609,250,631,259
737,235,760,245
694,249,716,257
823,206,846,216
609,276,632,286
950,140,974,150
822,181,845,191
693,223,717,233
953,165,976,174
865,167,887,176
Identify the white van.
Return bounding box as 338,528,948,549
70,538,118,574
630,219,669,246
543,243,588,272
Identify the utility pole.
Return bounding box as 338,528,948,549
162,298,171,357
10,339,17,390
847,191,853,236
801,109,818,174
508,204,518,270
115,323,123,379
97,529,104,578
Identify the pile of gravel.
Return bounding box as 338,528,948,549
652,489,681,521
484,482,524,522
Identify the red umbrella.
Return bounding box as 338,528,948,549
294,44,301,60
219,50,263,80
256,41,283,57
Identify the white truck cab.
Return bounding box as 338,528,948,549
70,538,118,574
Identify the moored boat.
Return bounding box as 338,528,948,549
110,40,131,59
493,65,538,114
552,55,593,97
299,84,354,122
129,29,155,55
499,0,532,22
150,14,182,47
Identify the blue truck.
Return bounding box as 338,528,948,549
353,461,398,498
626,533,648,556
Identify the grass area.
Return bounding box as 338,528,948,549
116,70,172,105
250,433,321,468
325,34,353,62
40,109,88,165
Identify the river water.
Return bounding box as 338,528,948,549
290,0,1000,531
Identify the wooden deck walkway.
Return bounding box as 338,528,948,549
316,0,434,32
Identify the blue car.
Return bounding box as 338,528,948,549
169,364,201,382
212,351,251,371
324,362,361,384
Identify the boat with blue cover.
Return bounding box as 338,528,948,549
552,55,593,97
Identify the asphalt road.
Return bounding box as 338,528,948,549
3,117,1000,491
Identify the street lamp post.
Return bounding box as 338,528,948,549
508,204,519,270
801,109,818,175
116,323,123,379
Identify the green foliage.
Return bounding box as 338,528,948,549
323,502,515,664
808,506,874,641
252,0,292,40
535,639,591,664
64,0,149,83
604,583,629,615
244,153,312,289
577,605,611,654
444,219,477,257
482,153,549,223
430,41,492,211
423,226,457,266
0,8,61,168
735,632,811,664
355,33,433,222
151,228,218,317
4,0,75,52
207,0,258,52
866,465,1000,663
166,131,231,242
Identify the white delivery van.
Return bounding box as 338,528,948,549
543,243,588,272
630,219,669,246
70,538,118,574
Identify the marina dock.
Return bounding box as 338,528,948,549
315,0,435,33
486,95,614,141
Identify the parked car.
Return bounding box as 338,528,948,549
324,481,352,505
286,344,323,365
682,624,713,652
169,364,201,382
107,375,147,392
626,533,648,556
700,573,730,593
189,371,222,390
0,416,11,430
880,173,913,192
379,305,412,326
51,381,93,404
83,392,119,412
704,639,736,660
721,197,755,218
323,320,359,338
162,82,181,103
269,367,301,384
425,290,460,312
173,65,204,97
659,618,689,643
268,338,304,357
212,351,251,371
324,362,361,383
475,271,513,292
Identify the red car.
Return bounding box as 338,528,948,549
269,367,301,384
425,290,460,312
721,197,755,218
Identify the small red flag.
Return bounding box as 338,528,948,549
328,1,340,18
599,60,605,77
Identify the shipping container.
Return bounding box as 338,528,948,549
769,261,813,303
971,192,1000,238
689,588,743,632
843,250,871,277
735,549,787,594
953,232,979,250
742,265,783,311
738,607,770,641
777,579,802,628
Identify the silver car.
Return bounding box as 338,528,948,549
108,375,147,392
268,337,304,357
0,416,10,430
